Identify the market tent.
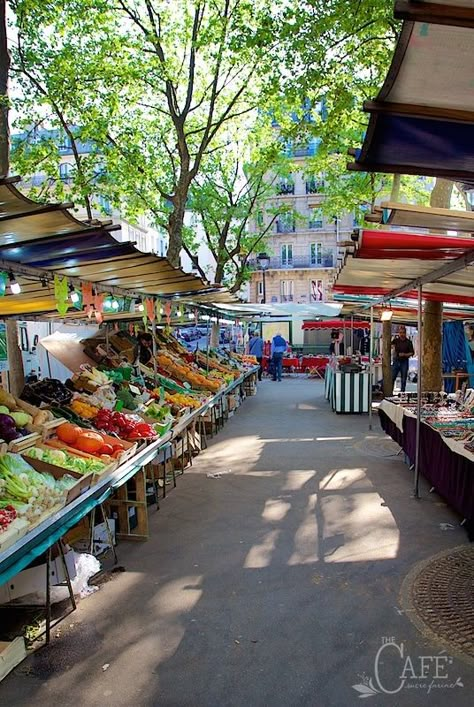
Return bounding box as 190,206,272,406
394,1,474,29
333,229,474,305
333,293,474,323
368,201,474,233
348,14,474,182
0,175,219,316
301,319,370,330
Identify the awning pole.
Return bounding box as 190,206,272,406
414,284,422,499
351,315,354,354
151,319,158,388
368,306,374,430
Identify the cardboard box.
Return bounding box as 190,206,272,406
0,549,77,603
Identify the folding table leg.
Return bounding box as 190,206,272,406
45,546,52,645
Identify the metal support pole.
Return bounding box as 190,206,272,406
414,284,423,499
351,315,354,354
151,319,158,388
368,306,374,430
262,269,266,304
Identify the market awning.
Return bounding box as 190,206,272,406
0,175,219,317
348,15,474,182
333,229,474,305
394,1,474,29
301,319,370,330
369,201,474,233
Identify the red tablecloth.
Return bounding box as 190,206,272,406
301,355,330,370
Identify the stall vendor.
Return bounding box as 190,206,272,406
391,325,414,393
136,331,153,366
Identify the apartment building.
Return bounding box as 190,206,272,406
12,127,168,257
248,137,355,305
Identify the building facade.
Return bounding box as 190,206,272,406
12,127,168,257
248,143,354,305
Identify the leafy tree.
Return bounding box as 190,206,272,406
187,130,292,291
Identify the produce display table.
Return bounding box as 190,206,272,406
325,366,370,413
0,367,259,588
378,400,474,524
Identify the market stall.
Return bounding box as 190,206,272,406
379,394,474,527
324,356,374,413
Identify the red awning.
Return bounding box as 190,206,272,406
333,229,474,306
302,320,370,330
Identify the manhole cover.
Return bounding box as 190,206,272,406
400,545,474,663
353,437,401,458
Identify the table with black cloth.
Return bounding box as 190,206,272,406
378,404,474,526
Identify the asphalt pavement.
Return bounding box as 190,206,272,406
1,377,473,706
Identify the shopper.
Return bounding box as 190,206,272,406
271,332,287,382
248,330,264,381
391,325,414,393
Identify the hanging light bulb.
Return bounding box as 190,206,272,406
8,271,21,295
41,276,48,288
136,297,144,312
69,283,80,304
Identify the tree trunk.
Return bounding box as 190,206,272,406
6,320,24,396
422,301,443,391
210,322,219,348
167,203,185,267
420,178,453,391
382,320,393,397
0,0,10,177
390,173,401,202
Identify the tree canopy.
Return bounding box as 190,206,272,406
7,0,408,279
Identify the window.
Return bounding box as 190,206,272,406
310,243,322,266
281,244,293,266
280,280,294,302
276,213,295,233
58,132,72,151
257,281,264,299
98,194,111,215
309,208,323,229
306,177,324,194
310,279,324,302
59,162,72,182
277,177,295,195
256,210,264,228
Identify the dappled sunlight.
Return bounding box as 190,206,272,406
259,436,354,443
316,436,354,442
198,434,264,470
244,529,281,568
150,575,204,616
262,497,292,522
322,491,399,563
296,403,320,410
320,467,368,491
282,469,316,491
288,493,319,566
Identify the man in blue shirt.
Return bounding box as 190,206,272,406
271,333,287,382
248,330,264,381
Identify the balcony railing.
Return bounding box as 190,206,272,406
248,253,336,270
276,220,296,233
281,294,294,302
308,219,323,230
277,182,295,195
306,180,324,194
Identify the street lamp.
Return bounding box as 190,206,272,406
257,252,270,303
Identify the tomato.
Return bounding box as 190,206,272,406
56,422,82,445
112,442,124,451
99,443,114,455
75,431,105,454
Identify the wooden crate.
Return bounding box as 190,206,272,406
105,468,149,541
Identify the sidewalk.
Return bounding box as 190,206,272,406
1,379,473,706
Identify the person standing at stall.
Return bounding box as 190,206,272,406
271,332,287,382
391,325,414,393
248,330,264,381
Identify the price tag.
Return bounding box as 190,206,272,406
129,384,141,395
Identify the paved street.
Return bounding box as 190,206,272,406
2,379,473,706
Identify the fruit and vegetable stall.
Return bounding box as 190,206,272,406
0,326,258,661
